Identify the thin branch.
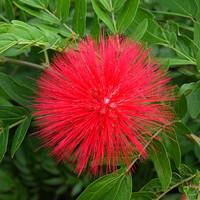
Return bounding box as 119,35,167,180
157,174,197,199
109,0,117,33
1,57,44,70
44,50,50,65
125,120,179,174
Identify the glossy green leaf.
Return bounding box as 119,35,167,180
11,115,32,157
0,106,28,121
116,0,140,33
175,95,187,119
186,86,200,118
0,73,33,106
0,127,9,162
179,82,197,96
18,0,45,9
163,132,181,168
14,2,60,24
149,140,172,189
56,0,70,22
113,0,127,12
73,0,87,37
129,18,148,41
77,169,132,200
91,0,115,33
99,0,111,11
0,34,17,54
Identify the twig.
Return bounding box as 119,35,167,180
157,174,197,199
125,120,178,174
0,56,44,70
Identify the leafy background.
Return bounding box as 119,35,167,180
0,0,199,200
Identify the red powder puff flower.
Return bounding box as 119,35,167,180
34,36,174,175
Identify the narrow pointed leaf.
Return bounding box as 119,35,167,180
56,0,70,22
73,0,87,37
91,0,115,33
0,73,33,106
11,115,32,157
116,0,140,33
0,127,9,162
129,18,148,41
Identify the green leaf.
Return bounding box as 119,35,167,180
18,0,46,9
140,178,162,194
4,0,15,20
73,0,87,37
91,0,115,33
0,72,33,106
186,86,200,118
131,191,156,200
159,0,197,18
196,49,200,72
0,34,17,54
132,8,167,44
77,169,132,200
175,35,197,60
99,0,111,11
183,186,199,200
160,58,195,66
149,140,172,190
0,170,14,192
91,14,100,40
0,106,28,121
179,82,197,96
195,0,200,18
113,0,127,12
175,95,187,119
194,21,200,48
14,2,60,24
163,132,181,168
140,173,194,199
116,0,140,33
11,115,32,157
56,0,70,22
0,127,9,162
129,18,148,41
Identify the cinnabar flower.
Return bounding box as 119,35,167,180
34,36,174,175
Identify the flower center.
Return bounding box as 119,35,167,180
99,97,117,115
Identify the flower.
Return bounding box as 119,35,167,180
34,36,174,175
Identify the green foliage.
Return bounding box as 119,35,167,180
0,0,199,200
0,127,9,162
73,0,87,37
149,140,172,189
77,169,132,200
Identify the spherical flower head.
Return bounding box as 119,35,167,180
34,36,175,175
